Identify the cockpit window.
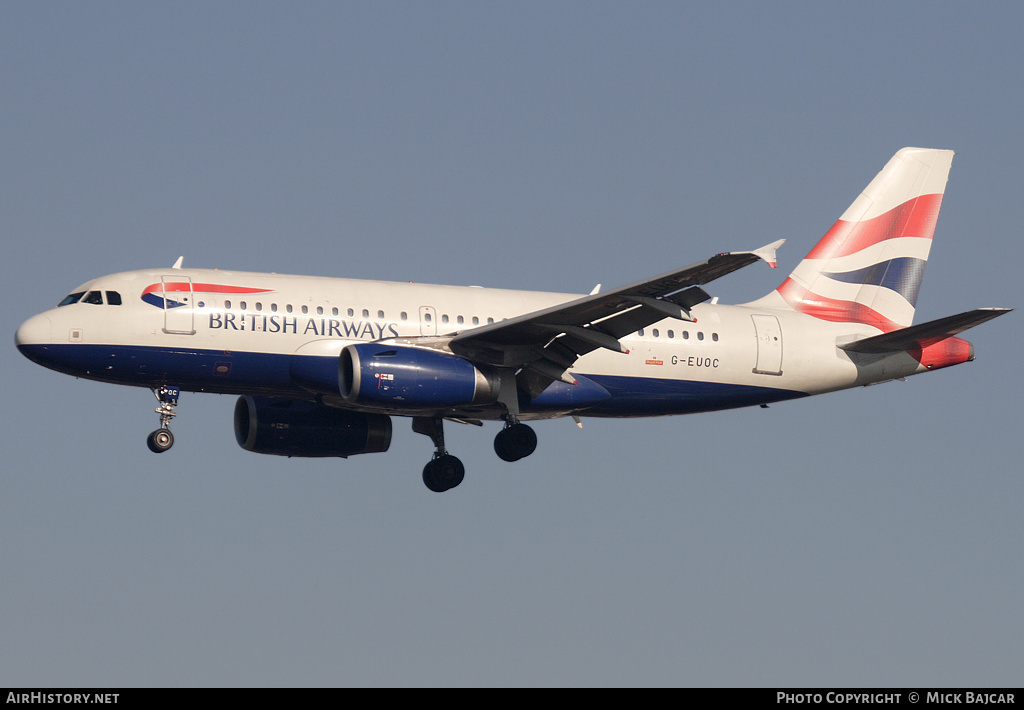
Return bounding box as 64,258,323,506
106,291,122,305
58,292,85,307
83,291,104,305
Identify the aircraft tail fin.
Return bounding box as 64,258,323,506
765,147,955,332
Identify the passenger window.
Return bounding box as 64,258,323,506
377,310,384,319
472,316,479,325
697,332,704,341
652,329,660,338
638,328,645,336
487,317,494,324
332,307,339,316
256,302,263,312
58,292,85,307
712,333,719,342
400,312,408,321
362,309,369,318
667,330,674,339
225,300,232,309
301,305,308,314
240,301,247,310
316,306,323,315
83,291,103,305
106,291,122,305
425,312,432,322
682,331,689,340
348,308,354,317
442,314,449,324
457,315,464,325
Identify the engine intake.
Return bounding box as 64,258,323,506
339,343,499,409
234,395,392,457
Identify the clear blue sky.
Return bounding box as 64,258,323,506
2,2,1020,686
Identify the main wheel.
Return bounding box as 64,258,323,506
494,423,537,462
147,428,174,453
422,454,465,492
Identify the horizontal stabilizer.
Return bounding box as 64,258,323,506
838,308,1012,353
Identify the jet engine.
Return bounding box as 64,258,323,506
234,395,392,457
339,343,500,409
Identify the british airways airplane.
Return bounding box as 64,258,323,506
15,148,1010,491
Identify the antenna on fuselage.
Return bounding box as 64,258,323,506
172,256,184,269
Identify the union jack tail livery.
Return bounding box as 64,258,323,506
771,147,954,332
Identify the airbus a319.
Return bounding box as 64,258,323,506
15,148,1010,491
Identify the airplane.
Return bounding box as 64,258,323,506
15,147,1011,492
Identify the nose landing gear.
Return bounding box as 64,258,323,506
147,385,180,453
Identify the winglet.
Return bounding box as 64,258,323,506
172,256,184,269
750,239,785,269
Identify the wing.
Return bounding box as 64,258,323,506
446,239,785,395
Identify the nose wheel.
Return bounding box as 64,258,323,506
147,385,180,453
147,427,174,453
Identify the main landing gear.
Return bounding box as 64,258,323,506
493,416,537,462
147,385,180,453
413,417,465,493
491,371,537,464
413,415,538,492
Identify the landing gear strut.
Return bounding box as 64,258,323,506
147,385,179,453
493,416,537,462
492,368,537,463
413,417,465,493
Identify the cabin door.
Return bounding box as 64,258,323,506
161,276,196,335
751,314,783,375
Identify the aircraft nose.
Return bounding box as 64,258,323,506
15,313,52,351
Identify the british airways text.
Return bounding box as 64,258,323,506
208,313,399,339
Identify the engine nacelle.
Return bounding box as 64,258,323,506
234,395,392,457
339,343,500,409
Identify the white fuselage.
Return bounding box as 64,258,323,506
16,266,930,421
